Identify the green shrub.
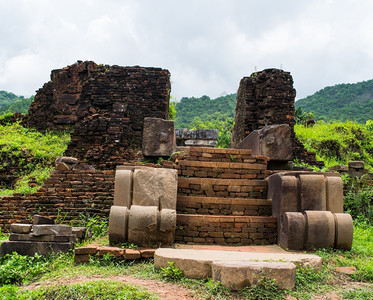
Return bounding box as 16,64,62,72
0,253,49,285
160,261,183,281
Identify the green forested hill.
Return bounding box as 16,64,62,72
295,79,373,123
0,91,34,115
174,94,236,128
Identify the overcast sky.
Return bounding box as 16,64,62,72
1,0,373,101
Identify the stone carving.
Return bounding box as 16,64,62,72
175,129,219,147
236,124,292,161
142,118,176,157
268,172,352,250
108,166,178,247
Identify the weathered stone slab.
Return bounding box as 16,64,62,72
154,248,322,279
279,212,306,250
305,211,335,250
33,214,54,225
132,167,178,209
299,175,326,211
212,260,296,290
56,156,79,165
114,169,133,207
72,227,87,239
9,233,75,243
108,206,129,243
326,176,344,213
236,124,292,161
142,117,176,157
348,161,365,170
32,225,72,236
0,240,73,256
128,205,158,247
334,213,353,250
10,224,32,234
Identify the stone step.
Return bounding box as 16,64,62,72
178,177,268,199
177,196,272,216
177,160,268,179
175,214,277,245
154,248,322,280
173,147,269,163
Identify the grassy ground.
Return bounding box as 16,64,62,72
0,122,70,196
0,221,372,299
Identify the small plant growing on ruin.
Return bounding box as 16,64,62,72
160,261,183,281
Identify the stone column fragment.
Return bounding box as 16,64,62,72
280,212,306,250
108,206,129,243
334,213,353,250
305,211,335,250
114,169,133,207
128,205,158,247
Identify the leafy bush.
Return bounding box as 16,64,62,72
77,214,108,240
344,177,373,223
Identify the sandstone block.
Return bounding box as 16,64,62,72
305,211,335,250
236,124,292,161
326,176,344,213
56,156,79,165
142,117,176,157
74,254,91,263
279,212,306,250
0,240,73,256
72,227,88,239
10,224,32,234
108,206,129,243
299,175,326,211
114,169,133,207
212,260,296,290
132,167,178,209
9,233,75,243
32,225,72,236
334,213,353,250
128,205,158,247
33,214,54,225
348,161,365,170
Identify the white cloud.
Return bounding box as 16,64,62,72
0,0,373,101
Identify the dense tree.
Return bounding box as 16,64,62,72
0,90,34,115
295,79,373,123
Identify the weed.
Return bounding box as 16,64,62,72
78,214,108,240
160,261,183,281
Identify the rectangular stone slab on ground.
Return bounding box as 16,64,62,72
32,225,73,236
154,248,322,279
0,240,73,256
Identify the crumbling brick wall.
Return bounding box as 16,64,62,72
231,68,321,166
24,61,171,168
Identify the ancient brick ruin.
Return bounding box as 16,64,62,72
24,61,171,168
231,69,321,166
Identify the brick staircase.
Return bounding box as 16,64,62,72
171,147,277,245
